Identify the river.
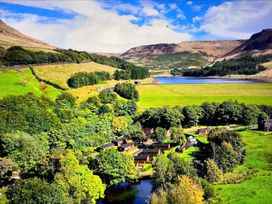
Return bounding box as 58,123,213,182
99,179,153,204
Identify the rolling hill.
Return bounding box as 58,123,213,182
121,29,272,71
0,19,55,51
121,40,244,70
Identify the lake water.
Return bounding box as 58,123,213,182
155,77,259,84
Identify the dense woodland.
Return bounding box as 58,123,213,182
0,82,271,203
171,55,272,76
67,71,111,88
0,46,150,80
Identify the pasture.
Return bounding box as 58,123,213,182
33,62,118,89
0,68,60,100
213,130,272,203
137,84,272,108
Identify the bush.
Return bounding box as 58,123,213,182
114,83,139,100
98,89,117,104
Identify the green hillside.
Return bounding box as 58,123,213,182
149,51,208,69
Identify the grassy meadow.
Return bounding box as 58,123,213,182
137,84,272,108
213,130,272,204
33,62,118,89
0,68,60,100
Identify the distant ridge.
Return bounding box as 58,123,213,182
120,40,244,69
0,19,55,50
225,29,272,58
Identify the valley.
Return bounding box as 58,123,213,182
0,3,272,204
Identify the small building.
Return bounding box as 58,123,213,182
96,143,114,152
119,142,135,151
134,155,150,164
140,149,161,160
112,137,127,146
264,119,272,131
152,143,171,150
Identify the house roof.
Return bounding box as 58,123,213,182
152,143,170,147
142,149,160,153
98,143,114,149
134,155,149,160
121,142,134,148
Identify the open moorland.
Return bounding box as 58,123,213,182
137,84,272,108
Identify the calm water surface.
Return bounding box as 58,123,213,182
155,77,259,84
133,180,153,204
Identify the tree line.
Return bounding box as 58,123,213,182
0,46,150,80
138,101,271,130
67,71,111,88
171,55,272,76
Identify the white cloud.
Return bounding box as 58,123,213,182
201,0,272,39
192,16,202,23
177,13,186,20
0,0,192,52
186,1,193,6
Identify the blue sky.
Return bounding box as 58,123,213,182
0,0,272,52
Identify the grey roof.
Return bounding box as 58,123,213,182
121,142,134,148
142,149,160,153
152,143,170,147
98,143,114,149
134,155,149,160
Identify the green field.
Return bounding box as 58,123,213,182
137,84,272,108
0,69,61,100
213,130,272,203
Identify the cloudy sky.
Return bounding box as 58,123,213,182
0,0,272,53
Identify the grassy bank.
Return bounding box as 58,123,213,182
137,84,272,108
0,68,61,100
33,62,118,89
213,130,272,203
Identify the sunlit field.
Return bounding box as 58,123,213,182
137,84,272,108
33,62,118,89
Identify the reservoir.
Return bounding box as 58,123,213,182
155,77,259,84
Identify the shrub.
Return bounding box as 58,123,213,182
114,83,139,100
98,89,117,104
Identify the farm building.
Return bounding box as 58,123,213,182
119,142,135,151
134,155,150,165
152,143,171,151
96,143,114,152
112,137,127,146
264,119,272,131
